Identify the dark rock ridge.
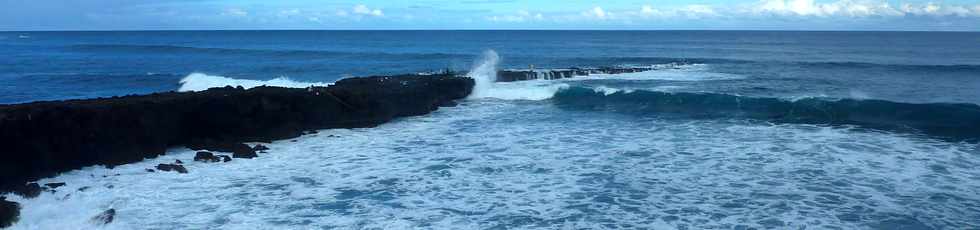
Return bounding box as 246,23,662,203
495,64,683,82
0,73,474,194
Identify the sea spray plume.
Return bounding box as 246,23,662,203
466,50,500,99
463,49,570,100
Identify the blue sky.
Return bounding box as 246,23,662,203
1,0,979,31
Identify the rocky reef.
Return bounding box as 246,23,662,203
0,73,473,197
495,64,687,82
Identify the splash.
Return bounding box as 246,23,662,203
462,50,569,101
177,73,331,92
466,50,500,99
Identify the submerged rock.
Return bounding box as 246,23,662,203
232,149,257,159
155,164,188,174
219,155,232,162
90,208,115,226
0,197,19,228
193,151,220,163
253,144,270,151
189,140,256,159
44,182,66,189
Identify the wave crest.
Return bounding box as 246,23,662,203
554,87,980,141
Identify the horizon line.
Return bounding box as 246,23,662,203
3,28,980,33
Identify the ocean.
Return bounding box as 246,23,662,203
2,31,979,229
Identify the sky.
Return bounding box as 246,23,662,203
1,0,979,31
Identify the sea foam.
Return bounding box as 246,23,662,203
6,99,979,229
177,73,331,92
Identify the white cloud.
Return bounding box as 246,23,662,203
222,8,248,17
487,10,545,22
353,5,383,17
681,5,718,18
753,0,980,17
901,2,980,17
586,6,608,19
641,5,658,15
278,9,300,18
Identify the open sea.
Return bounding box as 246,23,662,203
2,31,980,229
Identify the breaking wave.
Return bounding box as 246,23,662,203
177,73,330,92
554,86,980,141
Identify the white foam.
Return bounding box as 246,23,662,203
568,64,743,82
4,100,978,229
177,73,331,92
592,86,634,95
464,50,568,101
477,80,570,100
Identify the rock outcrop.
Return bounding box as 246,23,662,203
0,74,474,194
193,152,221,163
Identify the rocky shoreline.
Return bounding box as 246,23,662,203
0,73,473,227
496,64,689,82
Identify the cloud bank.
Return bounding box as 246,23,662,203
1,0,978,31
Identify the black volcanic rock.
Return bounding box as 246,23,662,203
0,197,18,228
0,74,473,195
90,208,115,225
252,144,269,151
188,140,256,159
219,155,232,162
44,183,66,189
155,164,188,174
193,152,220,163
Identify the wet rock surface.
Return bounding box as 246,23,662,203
0,74,473,194
0,197,18,228
90,208,115,226
193,152,221,163
496,65,669,82
155,164,188,174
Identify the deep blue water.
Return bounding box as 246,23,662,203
2,31,980,104
3,31,980,229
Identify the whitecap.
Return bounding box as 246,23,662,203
177,73,331,92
